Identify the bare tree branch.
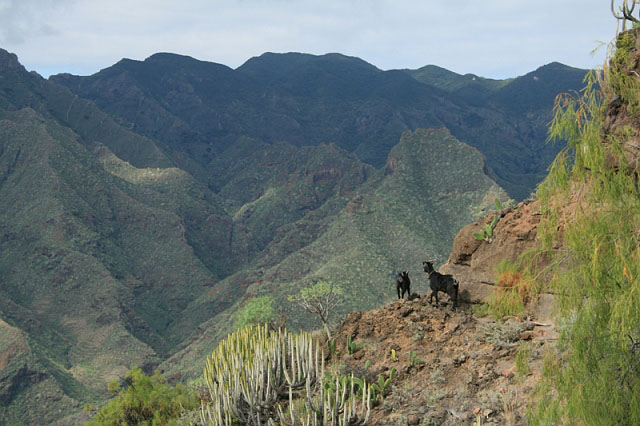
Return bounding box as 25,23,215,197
612,0,640,29
288,280,344,340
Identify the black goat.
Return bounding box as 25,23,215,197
396,271,411,299
423,261,459,310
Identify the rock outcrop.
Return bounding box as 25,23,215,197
329,295,552,425
439,200,555,320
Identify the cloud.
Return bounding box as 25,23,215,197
0,0,73,44
0,0,616,79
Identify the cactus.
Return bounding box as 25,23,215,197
327,338,337,357
201,324,369,425
473,231,486,241
347,335,360,355
201,324,321,425
475,198,503,242
279,371,371,426
475,213,500,242
494,197,502,210
370,368,397,402
612,0,640,29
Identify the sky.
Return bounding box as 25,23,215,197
0,0,620,80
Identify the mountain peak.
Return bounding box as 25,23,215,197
534,61,582,72
241,51,379,68
96,52,234,77
0,48,26,73
515,62,586,82
144,52,201,65
236,51,380,83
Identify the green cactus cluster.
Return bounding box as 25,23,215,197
321,367,396,406
201,324,371,425
474,198,502,242
370,368,396,402
346,335,360,355
279,372,371,425
327,339,337,356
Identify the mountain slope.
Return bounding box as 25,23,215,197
405,64,511,94
160,128,509,378
50,52,588,200
0,47,582,423
0,54,237,423
0,50,170,170
1,50,502,422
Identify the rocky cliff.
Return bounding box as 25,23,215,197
439,200,555,320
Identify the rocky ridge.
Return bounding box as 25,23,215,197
321,198,559,425
328,292,553,424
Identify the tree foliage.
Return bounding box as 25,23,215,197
530,29,640,425
234,295,276,329
86,366,199,426
288,280,344,340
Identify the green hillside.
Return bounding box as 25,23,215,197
0,49,514,423
0,45,587,423
0,54,231,423
159,128,508,379
405,64,511,93
50,52,587,200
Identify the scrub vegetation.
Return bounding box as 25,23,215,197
529,26,640,424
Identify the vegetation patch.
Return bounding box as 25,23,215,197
484,259,535,320
530,28,640,424
85,366,198,425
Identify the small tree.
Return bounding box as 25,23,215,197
288,280,344,340
234,295,276,329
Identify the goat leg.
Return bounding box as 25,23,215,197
429,290,439,306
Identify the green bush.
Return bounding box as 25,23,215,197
233,295,276,329
288,280,344,339
86,366,199,425
530,33,640,424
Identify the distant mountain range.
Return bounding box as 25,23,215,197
0,48,586,424
51,52,588,201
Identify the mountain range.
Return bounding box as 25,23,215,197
0,48,587,424
50,52,587,201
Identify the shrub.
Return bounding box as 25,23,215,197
485,260,534,320
288,280,344,340
86,366,198,426
530,31,640,424
233,295,276,329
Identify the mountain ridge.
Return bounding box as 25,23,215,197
0,47,587,423
49,49,588,200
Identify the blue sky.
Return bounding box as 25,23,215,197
0,0,617,79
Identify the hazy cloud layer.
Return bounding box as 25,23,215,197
0,0,615,78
